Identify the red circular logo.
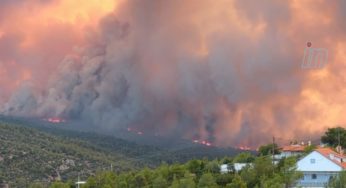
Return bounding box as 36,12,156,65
307,42,312,48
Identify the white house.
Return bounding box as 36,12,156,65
220,163,251,174
296,147,346,187
220,164,229,173
277,144,306,159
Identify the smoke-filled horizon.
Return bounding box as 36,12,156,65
1,0,346,147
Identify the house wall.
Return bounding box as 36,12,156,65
220,163,250,173
280,151,303,158
220,164,229,173
296,151,343,187
297,171,338,187
297,151,342,172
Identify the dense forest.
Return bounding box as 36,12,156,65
4,116,346,187
0,117,244,187
28,147,346,188
0,121,139,186
28,153,302,188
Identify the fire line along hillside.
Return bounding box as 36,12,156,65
0,116,246,161
0,116,245,186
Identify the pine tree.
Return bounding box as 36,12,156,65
227,174,246,188
198,173,217,188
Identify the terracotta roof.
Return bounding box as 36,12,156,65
281,145,306,152
315,147,346,169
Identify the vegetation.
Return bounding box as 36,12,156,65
3,115,346,187
0,116,244,164
232,152,255,163
0,121,138,187
0,118,244,187
329,171,346,188
321,127,346,148
303,144,316,155
257,143,280,156
29,155,301,188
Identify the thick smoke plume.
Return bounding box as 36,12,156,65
1,0,346,147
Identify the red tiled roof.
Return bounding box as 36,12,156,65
281,145,306,152
315,147,346,169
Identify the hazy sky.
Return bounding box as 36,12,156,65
1,0,346,147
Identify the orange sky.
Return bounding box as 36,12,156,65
1,0,346,147
0,0,118,98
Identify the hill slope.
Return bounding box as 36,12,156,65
0,117,245,186
0,121,144,186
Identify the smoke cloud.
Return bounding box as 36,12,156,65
1,0,346,147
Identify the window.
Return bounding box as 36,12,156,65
312,174,317,179
310,158,316,164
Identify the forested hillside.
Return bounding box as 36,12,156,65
0,118,244,187
31,154,302,188
0,121,141,186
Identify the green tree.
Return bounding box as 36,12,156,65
29,182,46,188
156,163,170,181
170,164,187,180
91,171,117,187
125,173,137,188
139,168,155,183
260,174,283,188
258,144,280,156
134,173,148,187
240,156,275,187
221,157,233,164
198,173,217,188
205,160,220,174
112,173,129,187
169,176,180,188
215,173,233,186
329,171,346,188
169,175,196,188
226,174,246,188
321,127,346,148
278,157,302,188
187,160,203,176
253,156,275,178
180,176,196,188
49,181,70,188
304,145,316,155
240,166,257,187
152,176,168,188
85,176,97,188
234,152,255,163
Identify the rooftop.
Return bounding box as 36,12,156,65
281,145,306,152
315,147,346,169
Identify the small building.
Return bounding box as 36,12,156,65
220,163,251,174
296,147,346,187
279,144,306,158
220,164,230,173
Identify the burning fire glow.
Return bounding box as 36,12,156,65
193,139,212,147
2,0,346,147
44,117,66,124
237,146,252,151
127,127,144,135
